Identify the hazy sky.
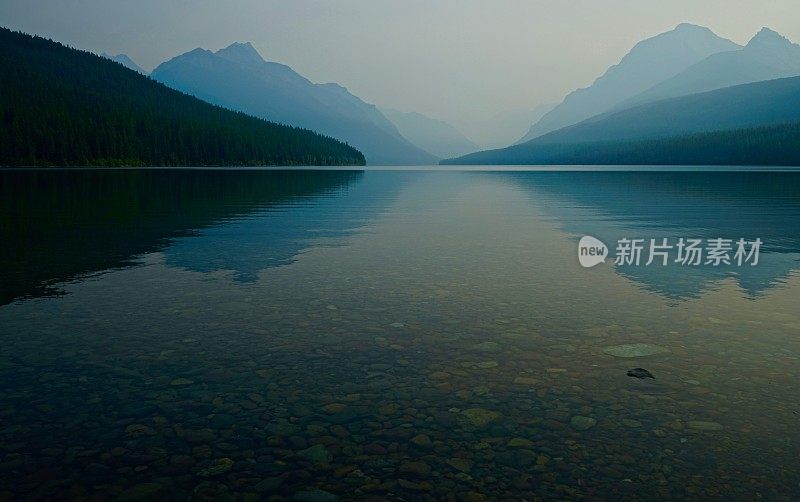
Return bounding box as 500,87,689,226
2,0,798,122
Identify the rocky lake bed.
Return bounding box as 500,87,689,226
1,169,799,500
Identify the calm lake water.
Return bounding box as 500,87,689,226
1,168,799,500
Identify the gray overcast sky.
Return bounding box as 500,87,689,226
2,0,799,122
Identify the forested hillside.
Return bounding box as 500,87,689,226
529,75,800,146
448,75,800,166
151,42,436,165
0,28,365,167
443,123,800,166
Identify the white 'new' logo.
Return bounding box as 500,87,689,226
578,236,608,268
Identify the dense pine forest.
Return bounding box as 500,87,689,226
0,28,365,167
443,123,800,166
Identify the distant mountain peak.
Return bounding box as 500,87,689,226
674,23,711,32
747,27,793,50
216,42,264,65
628,24,726,56
516,24,738,144
100,52,146,74
152,42,436,165
186,48,212,57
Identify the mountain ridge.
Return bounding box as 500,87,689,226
100,52,147,74
1,28,364,167
381,108,476,159
517,23,741,143
152,42,436,165
616,27,800,110
445,75,800,166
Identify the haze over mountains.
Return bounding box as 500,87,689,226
446,76,800,165
87,48,547,158
5,20,800,168
448,23,800,166
100,53,146,74
456,105,555,150
517,23,741,143
617,28,800,109
1,28,364,167
380,109,477,159
151,42,436,165
532,76,800,145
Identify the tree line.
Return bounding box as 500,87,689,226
0,27,365,167
444,123,800,166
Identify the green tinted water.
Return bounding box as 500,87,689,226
1,169,799,500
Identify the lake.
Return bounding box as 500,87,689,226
1,167,799,500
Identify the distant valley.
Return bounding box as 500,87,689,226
379,109,478,159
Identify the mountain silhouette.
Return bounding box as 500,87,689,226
381,108,477,159
100,52,146,74
617,28,800,109
151,42,436,165
524,75,800,144
0,28,363,168
444,76,800,165
456,105,555,150
517,24,740,143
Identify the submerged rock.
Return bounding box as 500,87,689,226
411,433,433,449
507,437,534,448
124,424,156,437
459,408,501,430
687,421,724,432
292,489,339,502
471,341,501,353
512,376,539,385
267,420,300,436
447,458,473,472
298,444,332,464
495,449,536,469
627,368,655,379
197,457,233,477
399,461,432,477
255,476,286,492
321,403,348,414
570,416,597,431
603,343,669,358
116,483,163,501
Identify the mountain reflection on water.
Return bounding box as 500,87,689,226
490,171,800,299
4,169,800,305
0,169,367,304
1,168,800,500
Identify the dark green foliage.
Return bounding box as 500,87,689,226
443,123,800,166
0,27,365,167
0,169,362,304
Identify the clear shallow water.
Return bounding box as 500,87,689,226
1,168,799,500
